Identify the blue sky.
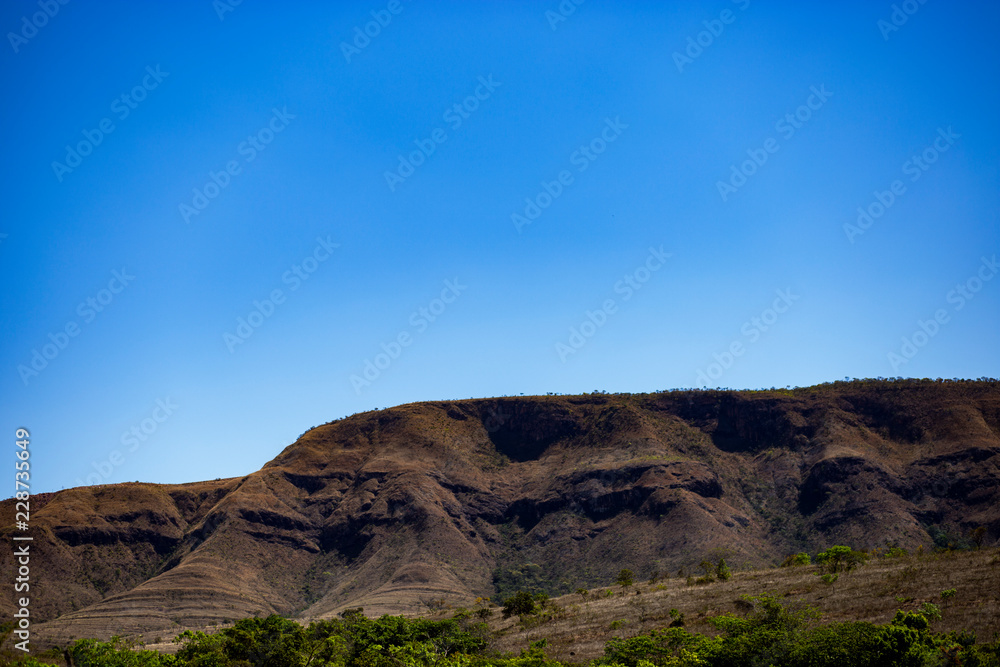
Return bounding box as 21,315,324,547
2,1,998,494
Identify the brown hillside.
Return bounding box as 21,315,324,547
3,379,999,646
482,548,1000,662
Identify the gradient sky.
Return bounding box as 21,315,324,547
2,1,998,495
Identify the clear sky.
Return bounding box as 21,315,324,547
2,1,998,495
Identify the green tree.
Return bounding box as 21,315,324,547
67,636,176,666
175,615,305,667
603,627,710,667
970,526,987,549
616,569,635,589
501,591,537,618
815,546,868,573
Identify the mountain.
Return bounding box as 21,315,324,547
4,379,999,646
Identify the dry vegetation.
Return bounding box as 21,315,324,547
474,547,1000,662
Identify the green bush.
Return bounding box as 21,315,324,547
172,612,489,667
815,546,868,573
602,626,710,667
502,591,538,618
781,552,811,567
68,636,174,666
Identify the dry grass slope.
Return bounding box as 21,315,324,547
481,548,1000,662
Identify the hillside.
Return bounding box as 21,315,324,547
3,379,999,646
483,547,1000,662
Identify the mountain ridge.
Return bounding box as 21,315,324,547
4,379,999,646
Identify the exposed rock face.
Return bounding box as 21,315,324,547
4,380,999,644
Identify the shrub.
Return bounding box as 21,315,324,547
704,594,820,665
781,552,812,567
603,626,708,667
176,615,307,667
941,588,957,600
340,607,364,620
716,558,731,581
815,546,868,573
501,591,537,618
68,637,172,667
616,568,635,588
919,602,942,621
